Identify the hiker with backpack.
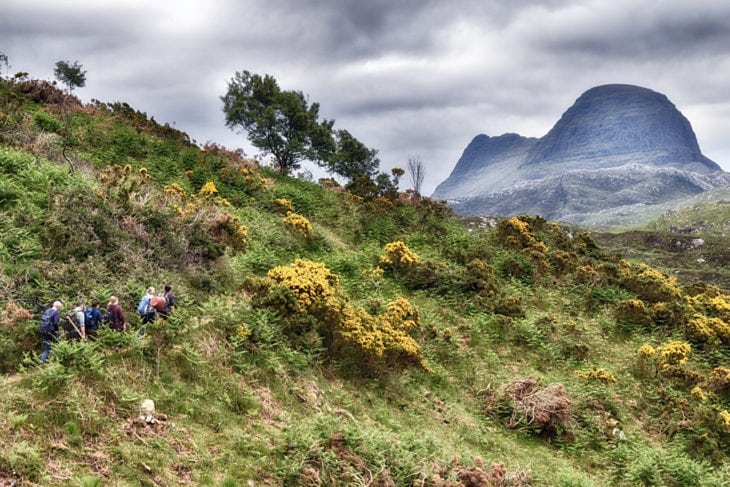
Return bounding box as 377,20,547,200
137,287,157,335
40,300,63,363
85,300,103,340
106,295,126,331
64,300,87,341
156,284,175,320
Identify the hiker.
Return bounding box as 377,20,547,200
85,300,103,340
39,300,63,363
63,300,87,341
137,287,156,335
106,295,126,331
159,284,176,319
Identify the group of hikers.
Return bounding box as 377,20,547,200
39,285,175,363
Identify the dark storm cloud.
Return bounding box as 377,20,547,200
531,1,730,61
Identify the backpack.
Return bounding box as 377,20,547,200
85,308,96,328
40,309,56,335
102,308,113,325
150,295,166,312
137,297,150,315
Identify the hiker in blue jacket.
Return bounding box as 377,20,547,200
137,287,156,335
85,300,103,340
40,300,63,363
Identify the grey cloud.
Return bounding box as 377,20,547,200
2,0,730,196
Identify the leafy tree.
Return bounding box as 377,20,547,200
346,167,403,201
406,155,425,196
53,60,86,171
326,129,380,181
53,60,86,93
221,70,334,175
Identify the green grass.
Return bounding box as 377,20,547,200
2,75,730,485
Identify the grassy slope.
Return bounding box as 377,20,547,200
1,78,730,486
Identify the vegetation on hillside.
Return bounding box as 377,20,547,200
2,71,730,486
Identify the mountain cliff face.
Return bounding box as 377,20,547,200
432,84,728,223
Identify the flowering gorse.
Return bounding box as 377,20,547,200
274,198,294,214
656,340,691,377
260,259,425,368
283,212,314,239
496,217,549,272
267,259,339,313
380,241,419,269
619,261,682,303
576,368,617,383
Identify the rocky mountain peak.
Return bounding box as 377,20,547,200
432,84,726,223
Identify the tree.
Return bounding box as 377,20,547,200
53,60,86,93
221,71,334,175
326,129,380,181
53,60,86,171
406,155,425,196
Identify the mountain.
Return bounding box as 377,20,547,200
432,84,729,222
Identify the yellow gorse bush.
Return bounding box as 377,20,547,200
199,181,219,197
619,261,682,303
380,241,419,269
267,259,339,312
637,344,656,358
496,217,550,272
164,182,187,198
274,198,294,214
688,291,730,322
691,386,708,402
576,368,617,383
338,296,424,367
709,366,730,390
263,259,425,367
283,212,314,239
685,314,730,345
656,340,691,371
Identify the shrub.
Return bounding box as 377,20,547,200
719,410,730,433
486,377,572,438
283,212,314,239
255,259,426,368
685,314,730,346
494,251,534,285
656,340,692,378
274,198,294,214
464,259,498,297
576,368,617,384
619,261,682,304
496,216,549,273
615,299,652,330
266,259,339,314
379,241,419,269
708,367,730,395
33,111,62,133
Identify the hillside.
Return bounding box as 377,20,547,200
2,75,730,486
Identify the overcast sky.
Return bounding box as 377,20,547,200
3,0,730,194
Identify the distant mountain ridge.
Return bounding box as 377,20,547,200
432,84,729,223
